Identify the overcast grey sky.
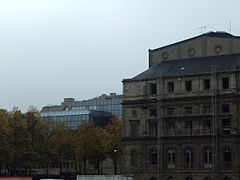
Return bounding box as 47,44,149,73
0,0,239,112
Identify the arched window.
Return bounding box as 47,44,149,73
223,147,231,168
223,177,231,180
204,148,213,168
185,149,194,168
130,149,138,166
204,177,212,180
167,177,173,180
149,149,158,164
150,177,157,180
185,176,193,180
167,149,176,168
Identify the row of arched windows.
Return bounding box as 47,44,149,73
131,147,232,169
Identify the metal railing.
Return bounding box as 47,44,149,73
161,128,212,137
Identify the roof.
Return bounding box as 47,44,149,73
40,109,112,117
126,53,240,81
149,31,240,52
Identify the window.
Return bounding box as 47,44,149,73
185,177,193,180
167,108,175,116
222,118,231,134
168,82,174,92
150,177,157,180
149,109,157,117
204,148,213,168
167,149,176,168
167,177,173,180
185,149,193,168
149,122,158,137
222,104,230,114
223,147,231,168
184,121,192,136
202,105,211,114
203,119,212,135
130,122,139,137
223,177,231,180
130,150,138,166
204,177,212,180
166,121,175,136
185,81,192,91
149,149,158,164
131,110,137,118
185,107,192,114
203,79,210,90
150,83,157,94
222,77,229,89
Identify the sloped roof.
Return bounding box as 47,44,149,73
149,31,240,52
127,53,240,81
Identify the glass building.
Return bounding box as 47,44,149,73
40,109,112,129
40,93,122,129
61,93,123,118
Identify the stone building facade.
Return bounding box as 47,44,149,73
122,32,240,180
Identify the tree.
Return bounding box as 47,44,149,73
74,121,108,174
0,109,12,174
105,116,123,174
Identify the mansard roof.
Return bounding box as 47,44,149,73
127,53,240,81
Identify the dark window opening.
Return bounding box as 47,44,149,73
204,148,213,168
149,122,158,137
167,108,175,116
168,82,174,92
222,77,229,89
149,149,158,165
222,104,230,114
185,107,192,114
185,81,192,91
130,150,138,166
167,149,176,168
130,122,139,137
150,177,157,180
222,118,231,134
203,79,210,90
223,147,231,168
185,177,193,180
150,83,157,94
185,149,193,169
149,109,157,117
202,105,211,114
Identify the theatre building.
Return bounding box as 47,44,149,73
122,32,240,180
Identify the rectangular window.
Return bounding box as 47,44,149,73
149,109,157,117
222,104,230,114
150,83,157,94
168,82,174,92
203,79,210,90
166,108,175,116
222,77,229,89
185,107,192,114
149,122,158,137
202,105,211,114
222,118,231,134
185,80,192,91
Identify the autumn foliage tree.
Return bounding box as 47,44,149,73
0,107,123,176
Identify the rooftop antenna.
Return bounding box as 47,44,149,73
229,20,232,33
195,26,207,34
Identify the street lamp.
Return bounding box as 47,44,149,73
113,149,118,175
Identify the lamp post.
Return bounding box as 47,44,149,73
113,149,117,175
